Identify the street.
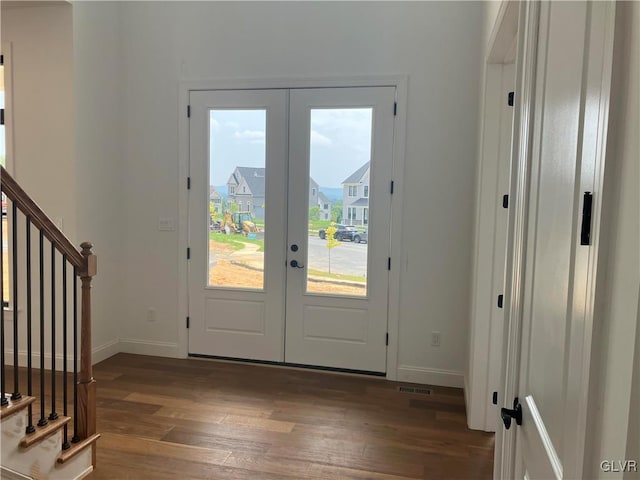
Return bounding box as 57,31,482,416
305,235,368,277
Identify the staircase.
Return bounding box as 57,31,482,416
1,166,99,479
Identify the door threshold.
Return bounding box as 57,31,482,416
188,353,386,377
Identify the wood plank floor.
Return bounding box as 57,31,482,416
85,354,493,479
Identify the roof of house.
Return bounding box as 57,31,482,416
349,197,369,207
342,162,370,184
231,167,266,197
318,192,331,203
209,187,222,200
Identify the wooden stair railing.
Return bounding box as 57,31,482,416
0,165,97,464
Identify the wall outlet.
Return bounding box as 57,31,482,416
431,331,441,347
147,308,156,322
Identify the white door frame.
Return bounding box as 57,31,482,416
176,75,408,381
467,0,519,433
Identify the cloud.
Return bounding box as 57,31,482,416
311,130,333,146
233,130,265,144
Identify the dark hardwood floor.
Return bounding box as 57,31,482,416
84,353,493,479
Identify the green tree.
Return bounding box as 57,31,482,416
309,206,321,221
324,222,341,274
331,203,343,223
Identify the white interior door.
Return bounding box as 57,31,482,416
500,2,614,478
188,86,396,373
188,89,288,362
285,87,395,373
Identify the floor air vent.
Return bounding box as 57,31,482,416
398,386,433,395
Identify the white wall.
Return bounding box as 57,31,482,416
106,1,485,382
72,2,123,362
586,1,640,477
1,3,76,240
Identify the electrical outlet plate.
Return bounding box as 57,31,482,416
431,331,441,347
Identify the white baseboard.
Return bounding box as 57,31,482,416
397,365,465,388
118,338,180,358
92,339,120,364
1,466,33,480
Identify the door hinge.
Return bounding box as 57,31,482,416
388,257,391,270
187,177,191,190
0,54,4,65
0,109,4,126
508,91,514,107
385,333,389,346
393,102,397,116
390,181,395,194
186,316,190,328
187,105,191,118
497,294,504,309
492,391,498,405
580,192,593,246
187,247,191,260
502,194,509,209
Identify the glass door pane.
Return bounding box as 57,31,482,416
208,110,266,290
306,108,372,297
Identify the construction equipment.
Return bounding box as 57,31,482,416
220,211,259,236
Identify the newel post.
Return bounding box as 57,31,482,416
77,242,97,456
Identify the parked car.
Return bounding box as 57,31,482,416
352,230,368,244
318,224,359,241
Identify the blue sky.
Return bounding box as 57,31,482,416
209,108,372,188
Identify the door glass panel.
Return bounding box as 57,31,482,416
208,110,266,289
306,108,372,297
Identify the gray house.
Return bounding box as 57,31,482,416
226,167,266,220
209,186,222,214
342,162,369,226
309,177,332,220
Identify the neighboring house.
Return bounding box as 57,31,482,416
226,167,266,220
310,177,332,221
342,162,370,227
209,186,222,213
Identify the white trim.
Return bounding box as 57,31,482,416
2,42,15,176
177,75,408,375
119,338,180,358
92,338,119,364
525,395,563,480
397,365,465,388
1,466,33,480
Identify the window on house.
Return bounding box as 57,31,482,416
238,201,243,209
363,207,368,225
364,186,369,198
243,186,246,193
312,188,316,196
348,185,358,197
324,203,329,210
348,207,357,221
247,201,251,211
229,186,235,195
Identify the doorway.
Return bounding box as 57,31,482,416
187,86,395,373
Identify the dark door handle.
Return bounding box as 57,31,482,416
290,260,304,269
501,397,522,430
291,244,299,252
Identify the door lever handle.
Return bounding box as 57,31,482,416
290,260,305,269
501,397,522,430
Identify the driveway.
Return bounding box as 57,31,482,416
306,235,368,277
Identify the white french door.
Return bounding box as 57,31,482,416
188,86,395,373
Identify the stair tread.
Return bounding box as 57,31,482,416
0,395,37,420
57,433,101,464
20,415,71,448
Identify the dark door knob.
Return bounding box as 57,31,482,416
501,397,522,430
290,260,304,269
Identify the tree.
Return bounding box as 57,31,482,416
331,203,343,223
309,206,321,221
324,222,341,274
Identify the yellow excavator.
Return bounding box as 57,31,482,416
220,211,259,236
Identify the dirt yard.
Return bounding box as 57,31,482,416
209,239,366,296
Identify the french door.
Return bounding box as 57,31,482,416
188,86,395,373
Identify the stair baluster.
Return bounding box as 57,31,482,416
49,243,58,421
11,203,21,400
62,256,70,449
25,217,35,433
72,265,79,443
37,230,47,427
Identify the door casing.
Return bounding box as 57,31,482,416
176,76,408,381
